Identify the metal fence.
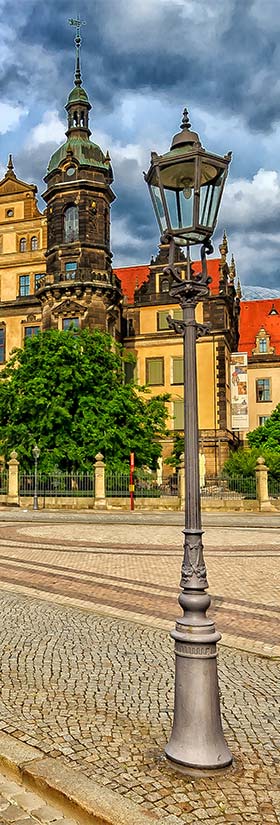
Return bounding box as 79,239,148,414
105,473,178,498
19,473,95,498
0,471,7,495
268,478,280,498
201,475,256,499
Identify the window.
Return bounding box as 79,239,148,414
259,416,270,426
64,206,79,243
173,399,184,430
161,279,169,293
19,275,30,296
35,273,44,290
19,238,27,252
157,307,183,331
146,357,164,385
65,261,77,279
31,236,38,251
172,357,183,385
256,378,271,402
0,327,5,364
124,361,135,384
259,338,267,353
157,310,169,331
24,326,40,338
63,317,79,331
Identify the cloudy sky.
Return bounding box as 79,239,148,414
1,0,280,290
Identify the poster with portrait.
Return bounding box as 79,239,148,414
230,352,249,430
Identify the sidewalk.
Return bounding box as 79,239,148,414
0,514,278,824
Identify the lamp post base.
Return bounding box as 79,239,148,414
165,592,233,770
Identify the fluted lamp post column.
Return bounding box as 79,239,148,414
144,109,232,770
32,444,40,511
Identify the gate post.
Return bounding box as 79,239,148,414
94,452,107,510
7,451,19,507
255,456,274,511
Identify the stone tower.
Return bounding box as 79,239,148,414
38,19,122,337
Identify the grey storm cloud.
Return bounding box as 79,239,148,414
2,0,280,285
1,0,280,131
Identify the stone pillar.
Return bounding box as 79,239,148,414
178,452,185,512
94,452,107,510
7,450,19,506
199,451,206,490
255,456,273,511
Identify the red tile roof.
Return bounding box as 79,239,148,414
114,265,150,302
114,258,221,303
239,300,280,356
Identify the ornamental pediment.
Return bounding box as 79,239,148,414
0,175,36,196
52,298,86,317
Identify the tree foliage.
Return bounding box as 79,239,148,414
0,329,169,472
247,405,280,452
223,406,280,480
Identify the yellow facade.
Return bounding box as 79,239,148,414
123,241,240,475
247,362,280,431
0,160,46,359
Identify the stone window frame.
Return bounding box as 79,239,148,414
24,326,41,339
19,274,30,297
19,237,27,253
171,356,184,385
145,356,164,386
31,236,39,251
62,317,80,332
256,377,271,403
173,398,184,430
252,326,274,356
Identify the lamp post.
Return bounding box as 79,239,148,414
32,444,40,511
144,109,232,771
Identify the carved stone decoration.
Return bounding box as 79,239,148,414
26,313,36,323
52,298,85,318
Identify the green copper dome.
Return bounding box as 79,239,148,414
47,136,109,174
67,85,89,105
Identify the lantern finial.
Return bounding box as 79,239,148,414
181,108,191,131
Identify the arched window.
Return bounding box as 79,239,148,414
31,236,38,251
64,205,79,243
20,238,27,252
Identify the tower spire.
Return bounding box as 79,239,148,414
68,15,86,87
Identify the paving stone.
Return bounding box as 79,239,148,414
0,518,277,823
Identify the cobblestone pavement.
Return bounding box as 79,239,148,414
0,592,278,824
0,515,278,823
0,519,278,655
0,770,76,825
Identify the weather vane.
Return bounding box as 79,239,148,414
68,15,86,39
68,15,86,87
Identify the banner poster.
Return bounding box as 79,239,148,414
230,352,249,430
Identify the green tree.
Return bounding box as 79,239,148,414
223,405,280,483
247,405,280,453
0,329,169,472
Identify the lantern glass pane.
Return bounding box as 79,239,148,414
151,184,167,232
178,186,194,228
165,188,180,229
199,171,224,230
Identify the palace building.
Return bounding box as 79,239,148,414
0,24,243,474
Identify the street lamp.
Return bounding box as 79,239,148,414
144,109,232,771
32,444,40,511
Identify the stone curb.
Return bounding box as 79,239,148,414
0,732,160,825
